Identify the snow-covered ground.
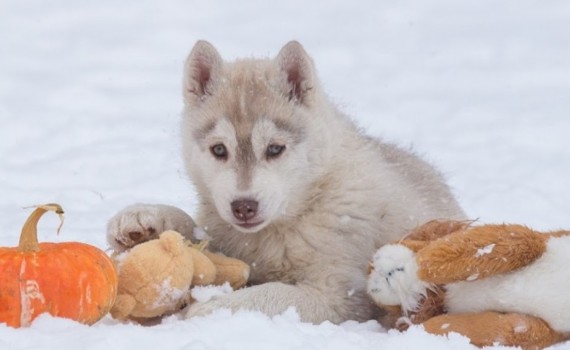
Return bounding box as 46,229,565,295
1,1,569,349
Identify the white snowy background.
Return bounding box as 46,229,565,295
1,1,569,349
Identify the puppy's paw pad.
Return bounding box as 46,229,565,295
107,204,165,251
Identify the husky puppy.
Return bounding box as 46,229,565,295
107,41,465,324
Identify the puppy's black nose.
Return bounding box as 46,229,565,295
231,199,258,221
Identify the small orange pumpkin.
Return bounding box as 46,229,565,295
0,204,118,327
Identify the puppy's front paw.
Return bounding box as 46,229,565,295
185,301,217,319
186,296,241,319
107,204,167,251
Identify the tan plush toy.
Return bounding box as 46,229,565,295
367,220,570,349
110,230,250,322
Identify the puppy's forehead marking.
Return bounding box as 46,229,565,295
223,61,277,125
236,136,255,190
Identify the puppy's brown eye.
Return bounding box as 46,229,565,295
210,144,228,160
266,144,286,159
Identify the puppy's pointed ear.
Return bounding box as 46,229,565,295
275,41,315,105
184,40,223,104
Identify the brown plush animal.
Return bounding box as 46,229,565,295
367,220,570,349
110,230,249,322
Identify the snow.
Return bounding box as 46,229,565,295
191,283,234,303
153,278,187,309
193,226,211,241
1,0,569,349
466,273,480,282
475,244,496,257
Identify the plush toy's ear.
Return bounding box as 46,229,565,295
159,230,186,255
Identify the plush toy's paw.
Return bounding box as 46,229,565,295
367,244,431,314
110,294,137,320
107,204,195,251
422,312,566,349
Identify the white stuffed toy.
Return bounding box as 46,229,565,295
367,220,570,349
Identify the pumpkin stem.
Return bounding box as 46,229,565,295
19,203,65,252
